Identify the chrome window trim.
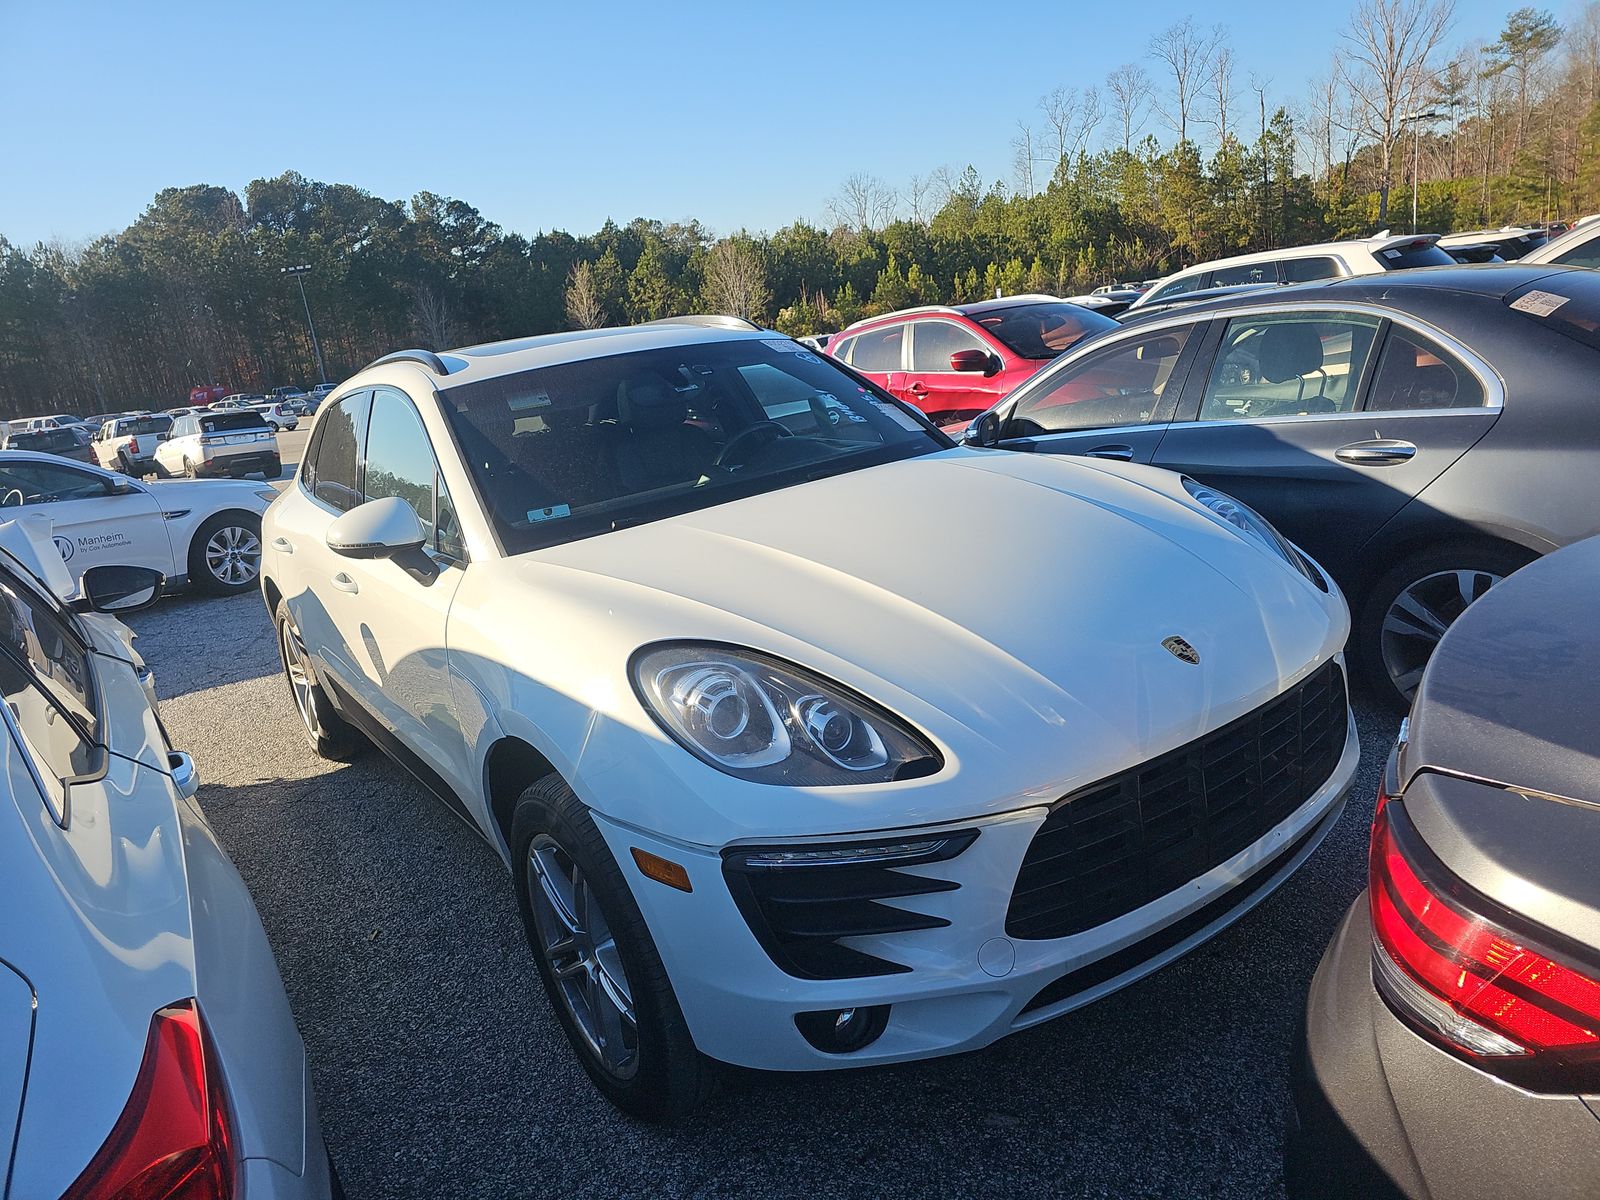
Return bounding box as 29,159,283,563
1008,299,1505,421
1014,419,1170,444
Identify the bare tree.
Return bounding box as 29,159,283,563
1105,63,1153,152
565,260,605,330
702,238,770,321
1149,18,1220,145
1011,121,1038,198
829,173,898,235
1340,0,1456,225
408,283,454,349
905,172,935,225
1208,39,1236,143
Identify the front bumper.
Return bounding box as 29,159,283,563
598,706,1358,1071
1288,897,1600,1200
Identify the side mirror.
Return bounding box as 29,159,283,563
326,496,427,559
948,349,990,374
109,479,136,495
967,411,1003,448
80,564,163,613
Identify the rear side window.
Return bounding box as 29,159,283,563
1374,241,1455,270
1211,261,1277,286
1281,256,1344,283
850,325,904,373
1144,273,1205,305
1551,233,1600,270
308,393,367,511
1365,329,1484,412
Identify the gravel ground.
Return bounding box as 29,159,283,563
126,590,1395,1200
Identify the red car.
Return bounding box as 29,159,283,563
188,384,225,407
827,296,1120,425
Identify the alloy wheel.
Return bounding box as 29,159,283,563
1379,568,1504,701
204,524,261,586
526,836,639,1080
279,619,320,737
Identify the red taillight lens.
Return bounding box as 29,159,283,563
128,437,140,455
1369,803,1600,1089
64,999,235,1200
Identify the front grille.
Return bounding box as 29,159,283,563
1006,662,1347,941
723,831,978,979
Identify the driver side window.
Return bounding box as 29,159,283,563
1197,312,1380,421
1006,328,1193,437
0,462,111,506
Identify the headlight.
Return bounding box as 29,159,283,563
1182,477,1325,590
631,642,942,785
253,488,280,504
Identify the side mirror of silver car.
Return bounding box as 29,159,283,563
326,496,427,560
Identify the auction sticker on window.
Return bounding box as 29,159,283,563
1510,289,1570,317
872,400,927,432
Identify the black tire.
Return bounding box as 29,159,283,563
116,451,134,476
273,599,366,761
511,775,716,1122
1354,540,1536,711
188,511,263,595
182,456,197,479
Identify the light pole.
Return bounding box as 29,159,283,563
281,264,327,384
1399,110,1440,235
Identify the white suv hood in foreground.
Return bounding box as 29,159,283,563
457,448,1347,842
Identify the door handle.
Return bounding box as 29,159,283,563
271,536,294,554
331,572,359,594
907,382,929,395
1084,444,1135,461
1334,439,1417,465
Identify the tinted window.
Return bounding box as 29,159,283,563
439,340,942,553
364,390,438,528
1281,256,1344,283
1552,233,1600,270
1373,241,1455,270
120,416,171,437
1366,329,1484,412
198,412,269,434
0,462,109,504
969,302,1117,360
1007,328,1192,436
1144,274,1205,305
1211,261,1277,286
310,394,367,511
909,321,987,371
1199,312,1380,420
850,325,904,373
8,431,78,454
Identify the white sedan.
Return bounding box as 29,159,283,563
262,326,1357,1120
0,450,275,595
0,516,333,1197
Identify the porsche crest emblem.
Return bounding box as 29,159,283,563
1162,636,1200,665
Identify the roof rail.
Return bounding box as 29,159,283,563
842,304,962,332
644,314,763,331
365,349,449,374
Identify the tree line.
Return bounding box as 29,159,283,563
2,0,1598,417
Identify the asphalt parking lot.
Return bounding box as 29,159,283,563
125,576,1396,1200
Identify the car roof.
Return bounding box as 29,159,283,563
1128,263,1579,322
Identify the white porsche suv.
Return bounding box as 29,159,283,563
260,323,1357,1119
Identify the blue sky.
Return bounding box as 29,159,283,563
2,0,1521,247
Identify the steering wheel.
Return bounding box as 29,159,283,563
0,489,23,509
715,421,793,468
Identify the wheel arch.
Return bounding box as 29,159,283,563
484,735,560,856
261,573,282,617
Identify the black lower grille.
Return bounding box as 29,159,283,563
723,831,978,978
1006,662,1347,941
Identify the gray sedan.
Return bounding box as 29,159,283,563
1288,535,1600,1198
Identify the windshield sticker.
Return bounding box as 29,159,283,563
1510,289,1570,317
792,350,820,364
872,400,926,432
509,391,553,411
528,504,571,522
762,339,805,354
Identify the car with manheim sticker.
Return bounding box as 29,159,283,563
261,320,1357,1121
0,449,275,596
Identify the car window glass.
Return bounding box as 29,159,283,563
1281,256,1343,283
849,325,904,373
1211,261,1278,286
1007,328,1193,436
735,361,883,440
0,462,109,505
971,303,1117,360
1552,237,1600,269
1365,329,1484,412
1146,274,1204,304
310,394,366,511
830,335,857,365
909,321,987,371
365,390,440,535
435,473,464,560
1198,312,1380,421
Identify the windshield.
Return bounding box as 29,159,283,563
967,302,1118,360
438,337,948,553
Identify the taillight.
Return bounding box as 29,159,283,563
128,437,140,456
63,999,236,1200
1369,802,1600,1091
